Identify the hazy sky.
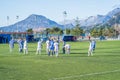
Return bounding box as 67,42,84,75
0,0,120,27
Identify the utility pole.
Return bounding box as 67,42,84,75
16,16,19,32
7,16,9,26
113,16,117,38
63,11,67,35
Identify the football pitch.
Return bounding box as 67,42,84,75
0,40,120,80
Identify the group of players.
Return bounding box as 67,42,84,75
9,37,71,57
45,38,70,57
9,37,96,57
9,38,28,54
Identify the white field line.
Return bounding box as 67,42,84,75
49,69,120,80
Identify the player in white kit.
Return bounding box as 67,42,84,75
54,41,59,57
46,39,50,55
88,40,94,56
65,44,70,54
24,39,28,54
36,40,42,55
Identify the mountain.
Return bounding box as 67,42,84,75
0,14,63,32
106,12,120,26
63,8,120,27
80,15,105,26
82,8,120,27
1,8,120,32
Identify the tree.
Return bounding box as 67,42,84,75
66,28,70,34
70,17,83,36
45,27,63,35
98,28,104,36
27,28,33,33
90,28,98,38
52,27,61,32
71,26,83,36
103,27,110,36
108,27,116,37
45,28,51,35
59,29,64,35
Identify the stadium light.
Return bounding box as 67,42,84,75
113,16,117,38
63,11,67,35
16,16,19,32
7,16,9,26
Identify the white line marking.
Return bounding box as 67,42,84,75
49,69,120,80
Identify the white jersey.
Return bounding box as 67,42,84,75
89,41,93,51
46,40,50,49
37,41,42,49
88,41,94,56
65,44,70,54
89,42,92,50
54,42,59,51
24,41,28,49
65,44,70,50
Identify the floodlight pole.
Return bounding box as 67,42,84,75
113,16,117,38
63,11,67,35
7,16,9,26
16,16,19,32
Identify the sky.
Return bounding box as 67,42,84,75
0,0,120,27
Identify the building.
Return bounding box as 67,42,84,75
0,32,32,43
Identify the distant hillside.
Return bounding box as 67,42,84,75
107,12,120,26
62,8,120,27
0,14,63,32
1,8,120,32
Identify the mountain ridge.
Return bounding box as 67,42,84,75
0,14,63,32
64,8,120,27
0,8,120,32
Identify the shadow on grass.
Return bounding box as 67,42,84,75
97,47,120,50
95,54,120,57
0,67,7,70
70,52,87,54
96,51,120,54
59,52,88,57
71,48,87,50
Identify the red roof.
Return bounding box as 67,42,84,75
0,32,31,34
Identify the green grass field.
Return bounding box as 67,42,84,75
0,40,120,80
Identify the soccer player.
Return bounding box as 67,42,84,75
54,40,59,57
88,40,95,56
49,39,54,56
62,41,66,54
92,40,96,52
46,39,50,55
36,40,42,55
9,38,15,53
24,39,28,54
65,44,70,54
18,38,24,53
